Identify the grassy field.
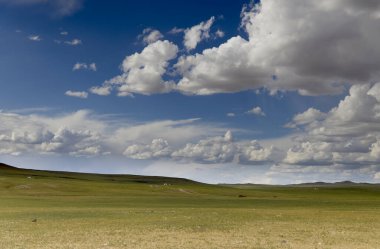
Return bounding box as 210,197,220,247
1,163,380,249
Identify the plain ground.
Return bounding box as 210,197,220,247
1,164,379,249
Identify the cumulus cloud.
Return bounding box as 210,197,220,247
175,0,380,95
283,142,333,166
0,0,84,17
247,106,265,116
124,138,171,160
88,1,380,97
171,131,237,163
183,17,215,51
73,62,97,71
286,108,327,128
174,131,278,165
138,28,164,45
284,83,380,168
0,110,103,156
0,111,225,159
65,90,88,99
40,128,100,155
94,40,178,96
123,131,278,165
175,36,264,95
89,86,111,96
3,82,380,180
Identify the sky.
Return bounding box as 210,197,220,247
0,0,380,184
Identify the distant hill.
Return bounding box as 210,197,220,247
0,162,199,185
0,163,19,170
290,181,378,187
221,180,379,188
1,162,378,187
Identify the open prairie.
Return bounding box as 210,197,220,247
1,163,379,249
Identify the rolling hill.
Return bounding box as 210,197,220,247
1,162,380,249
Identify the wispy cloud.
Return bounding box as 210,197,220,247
183,16,215,51
28,35,41,41
73,63,97,71
65,90,88,99
215,29,224,38
64,39,82,46
7,107,54,114
0,0,84,17
168,27,184,35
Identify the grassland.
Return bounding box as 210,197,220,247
1,163,380,249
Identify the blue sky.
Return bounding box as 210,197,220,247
1,0,380,184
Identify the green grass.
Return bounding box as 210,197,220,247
1,163,380,249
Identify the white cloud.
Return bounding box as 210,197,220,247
0,111,226,160
90,1,380,97
60,31,68,35
72,63,86,71
40,128,100,155
370,141,380,161
138,28,164,45
123,131,278,165
175,36,264,95
183,16,215,51
28,35,41,41
73,62,97,71
65,39,82,46
3,82,380,180
247,106,265,116
284,83,380,167
65,90,88,99
89,63,96,71
171,131,236,163
0,0,84,16
283,141,333,165
227,113,235,117
89,86,111,96
0,110,103,157
7,107,53,114
124,138,171,160
215,29,225,38
108,118,220,150
286,108,327,128
175,0,380,96
171,131,277,165
94,40,178,96
168,27,184,35
374,172,380,180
